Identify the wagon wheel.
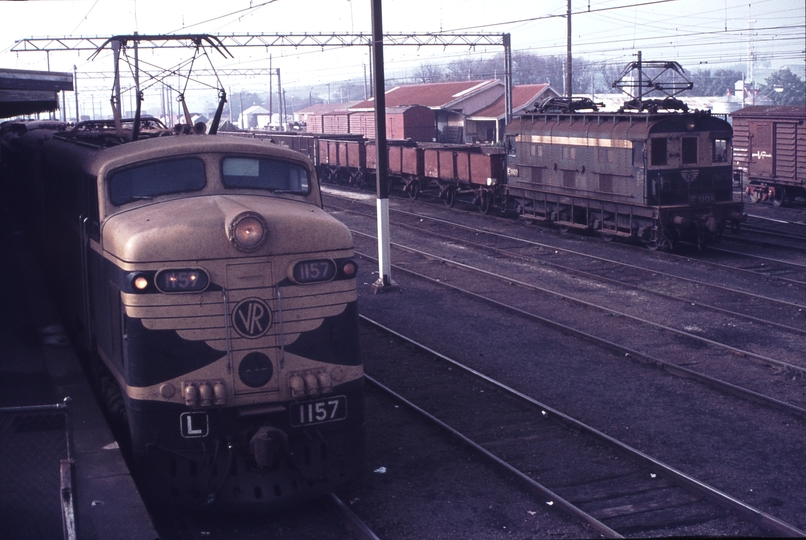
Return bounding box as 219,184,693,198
771,186,787,207
748,190,762,204
599,233,615,242
442,186,456,208
478,191,492,214
408,181,420,200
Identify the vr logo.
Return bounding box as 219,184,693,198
232,297,272,338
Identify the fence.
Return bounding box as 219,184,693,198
0,398,76,540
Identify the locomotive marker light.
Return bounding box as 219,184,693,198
132,274,149,290
340,259,357,278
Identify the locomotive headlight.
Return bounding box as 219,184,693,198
230,212,267,251
133,275,150,291
686,119,697,131
126,271,157,293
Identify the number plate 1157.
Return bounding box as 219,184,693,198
289,396,347,427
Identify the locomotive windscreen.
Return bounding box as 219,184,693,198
222,157,310,194
109,158,206,205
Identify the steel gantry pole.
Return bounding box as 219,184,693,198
504,33,512,125
370,0,397,293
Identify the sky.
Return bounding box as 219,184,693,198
1,0,803,116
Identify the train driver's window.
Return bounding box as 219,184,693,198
712,139,729,163
109,158,206,205
682,137,698,165
222,157,310,194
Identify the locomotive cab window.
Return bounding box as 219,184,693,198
222,157,310,194
506,135,517,157
682,137,698,165
712,138,729,163
650,138,667,166
109,158,206,205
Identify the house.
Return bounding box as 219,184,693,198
465,84,559,143
239,105,271,129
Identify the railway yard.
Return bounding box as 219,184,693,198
1,1,803,537
146,186,806,539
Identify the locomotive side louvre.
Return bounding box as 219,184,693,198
732,105,806,206
505,111,744,248
2,123,365,509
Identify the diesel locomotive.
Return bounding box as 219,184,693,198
0,119,364,509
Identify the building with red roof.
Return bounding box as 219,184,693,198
465,84,559,142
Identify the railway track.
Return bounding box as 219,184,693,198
722,216,806,254
324,191,806,416
147,493,379,539
329,194,806,326
360,316,805,538
352,236,806,418
326,186,806,288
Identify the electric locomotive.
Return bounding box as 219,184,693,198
0,119,364,509
504,100,746,249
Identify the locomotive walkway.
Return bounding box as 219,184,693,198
0,215,157,539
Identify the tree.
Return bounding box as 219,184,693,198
759,68,806,106
415,63,444,84
685,68,745,96
511,52,564,87
594,61,625,94
443,57,500,81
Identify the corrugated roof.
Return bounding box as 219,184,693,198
350,80,501,110
467,84,556,119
